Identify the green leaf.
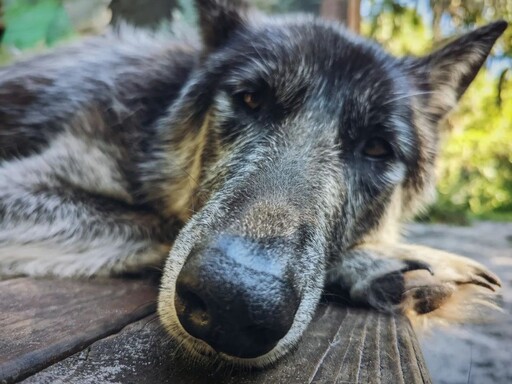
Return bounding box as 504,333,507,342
3,0,72,49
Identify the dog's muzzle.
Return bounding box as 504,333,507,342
174,234,300,358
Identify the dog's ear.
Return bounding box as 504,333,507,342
195,0,250,52
403,20,508,121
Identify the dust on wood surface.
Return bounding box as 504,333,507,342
0,278,157,383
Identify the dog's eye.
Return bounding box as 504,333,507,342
362,138,393,159
238,91,263,111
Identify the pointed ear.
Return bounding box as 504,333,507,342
195,0,250,52
402,20,508,121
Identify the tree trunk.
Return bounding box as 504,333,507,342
430,0,444,43
110,0,177,28
320,0,360,33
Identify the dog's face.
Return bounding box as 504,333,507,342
157,0,506,367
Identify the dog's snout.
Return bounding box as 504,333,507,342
174,236,299,359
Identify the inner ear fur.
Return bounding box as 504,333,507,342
402,20,508,121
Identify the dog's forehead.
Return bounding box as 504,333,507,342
212,18,410,138
224,18,407,112
244,20,396,80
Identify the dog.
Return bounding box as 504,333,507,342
0,0,507,368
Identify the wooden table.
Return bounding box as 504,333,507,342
0,274,431,384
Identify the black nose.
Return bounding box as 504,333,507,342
174,235,299,358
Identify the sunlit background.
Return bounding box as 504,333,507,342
0,0,511,224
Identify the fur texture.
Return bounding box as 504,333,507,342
0,0,507,367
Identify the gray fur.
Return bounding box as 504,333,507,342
0,0,507,367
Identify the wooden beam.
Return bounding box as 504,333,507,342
320,0,361,34
347,0,361,34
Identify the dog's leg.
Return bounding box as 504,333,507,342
0,153,177,278
327,243,501,327
0,190,175,278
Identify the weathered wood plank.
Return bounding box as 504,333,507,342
0,278,157,383
23,304,431,384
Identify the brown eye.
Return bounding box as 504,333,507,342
241,92,263,110
362,138,393,159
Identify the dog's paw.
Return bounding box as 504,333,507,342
371,259,499,308
364,259,435,311
354,248,502,326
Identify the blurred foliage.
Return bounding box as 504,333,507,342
251,0,322,13
2,0,73,49
110,0,176,28
433,72,512,222
362,0,512,223
0,0,510,222
176,0,197,25
362,5,433,55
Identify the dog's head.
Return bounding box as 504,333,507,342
156,0,507,367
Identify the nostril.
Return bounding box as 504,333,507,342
182,289,208,317
175,286,212,337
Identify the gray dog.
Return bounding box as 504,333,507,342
0,0,506,367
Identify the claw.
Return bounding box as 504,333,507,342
456,276,496,292
401,260,434,275
475,270,502,288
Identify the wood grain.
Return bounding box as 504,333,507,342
23,304,432,384
0,278,157,383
